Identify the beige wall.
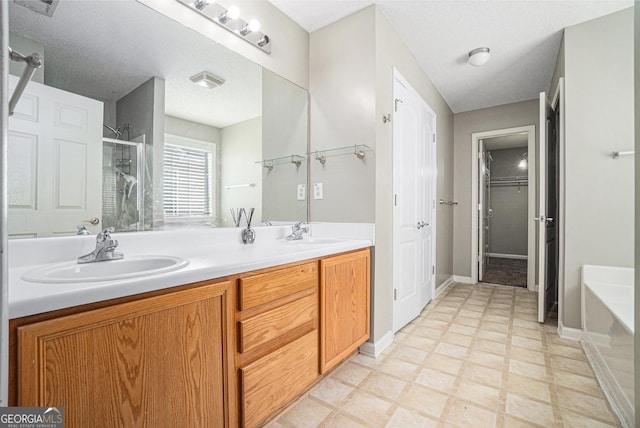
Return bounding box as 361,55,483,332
138,0,309,90
309,8,376,223
563,8,634,329
374,8,454,341
221,117,262,227
452,99,538,278
309,6,455,343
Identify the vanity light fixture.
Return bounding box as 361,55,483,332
177,0,271,54
190,71,225,89
518,152,528,169
468,47,491,67
192,0,209,11
240,19,260,36
218,5,239,24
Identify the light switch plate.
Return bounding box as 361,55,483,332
314,183,323,200
297,184,306,201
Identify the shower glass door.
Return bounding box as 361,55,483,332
102,138,144,232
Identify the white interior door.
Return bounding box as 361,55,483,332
538,92,551,322
8,75,103,237
392,70,436,333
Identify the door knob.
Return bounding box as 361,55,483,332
83,217,100,225
417,221,428,229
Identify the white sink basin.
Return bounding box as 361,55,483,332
283,237,343,245
22,255,189,284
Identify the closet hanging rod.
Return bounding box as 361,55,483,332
8,47,42,116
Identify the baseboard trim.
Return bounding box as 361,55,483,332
487,253,527,260
558,322,582,341
435,277,454,298
359,330,394,358
452,275,474,284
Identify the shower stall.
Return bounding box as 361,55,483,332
102,136,144,232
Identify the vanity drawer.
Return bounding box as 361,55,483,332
240,330,318,428
238,292,318,354
238,262,317,310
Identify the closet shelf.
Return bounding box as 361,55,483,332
256,154,305,170
308,144,372,164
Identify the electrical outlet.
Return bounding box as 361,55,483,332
297,184,306,201
314,183,323,200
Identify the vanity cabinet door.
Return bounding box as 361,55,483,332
18,280,237,428
320,249,371,373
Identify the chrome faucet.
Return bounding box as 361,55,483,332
285,221,309,241
78,227,123,264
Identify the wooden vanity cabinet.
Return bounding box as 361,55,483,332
236,261,320,428
320,249,371,373
16,280,237,428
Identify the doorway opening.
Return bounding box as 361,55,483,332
470,125,536,291
480,140,529,287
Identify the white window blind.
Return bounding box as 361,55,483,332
163,139,215,218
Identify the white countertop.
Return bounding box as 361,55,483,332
9,224,374,319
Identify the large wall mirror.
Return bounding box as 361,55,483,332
8,0,308,238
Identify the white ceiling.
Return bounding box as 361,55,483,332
269,0,633,113
9,0,262,128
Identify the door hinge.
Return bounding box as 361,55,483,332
432,134,436,143
394,194,398,206
394,98,403,112
432,265,435,275
433,200,436,209
394,288,397,300
478,203,482,211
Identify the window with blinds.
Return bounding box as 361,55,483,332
163,137,215,219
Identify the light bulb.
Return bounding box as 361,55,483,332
248,19,260,32
518,159,527,169
227,5,240,20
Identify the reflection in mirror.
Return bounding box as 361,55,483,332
7,0,308,238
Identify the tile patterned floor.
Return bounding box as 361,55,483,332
268,282,621,428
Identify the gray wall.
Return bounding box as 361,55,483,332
221,117,262,226
309,5,455,345
562,8,634,329
487,148,528,256
453,99,538,278
309,8,376,223
116,77,165,228
262,69,308,223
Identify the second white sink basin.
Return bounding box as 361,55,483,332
22,255,189,284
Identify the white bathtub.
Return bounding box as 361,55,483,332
581,265,634,428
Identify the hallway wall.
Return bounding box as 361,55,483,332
452,100,538,279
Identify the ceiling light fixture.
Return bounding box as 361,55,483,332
190,71,225,89
177,0,271,54
468,47,491,67
518,152,528,169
